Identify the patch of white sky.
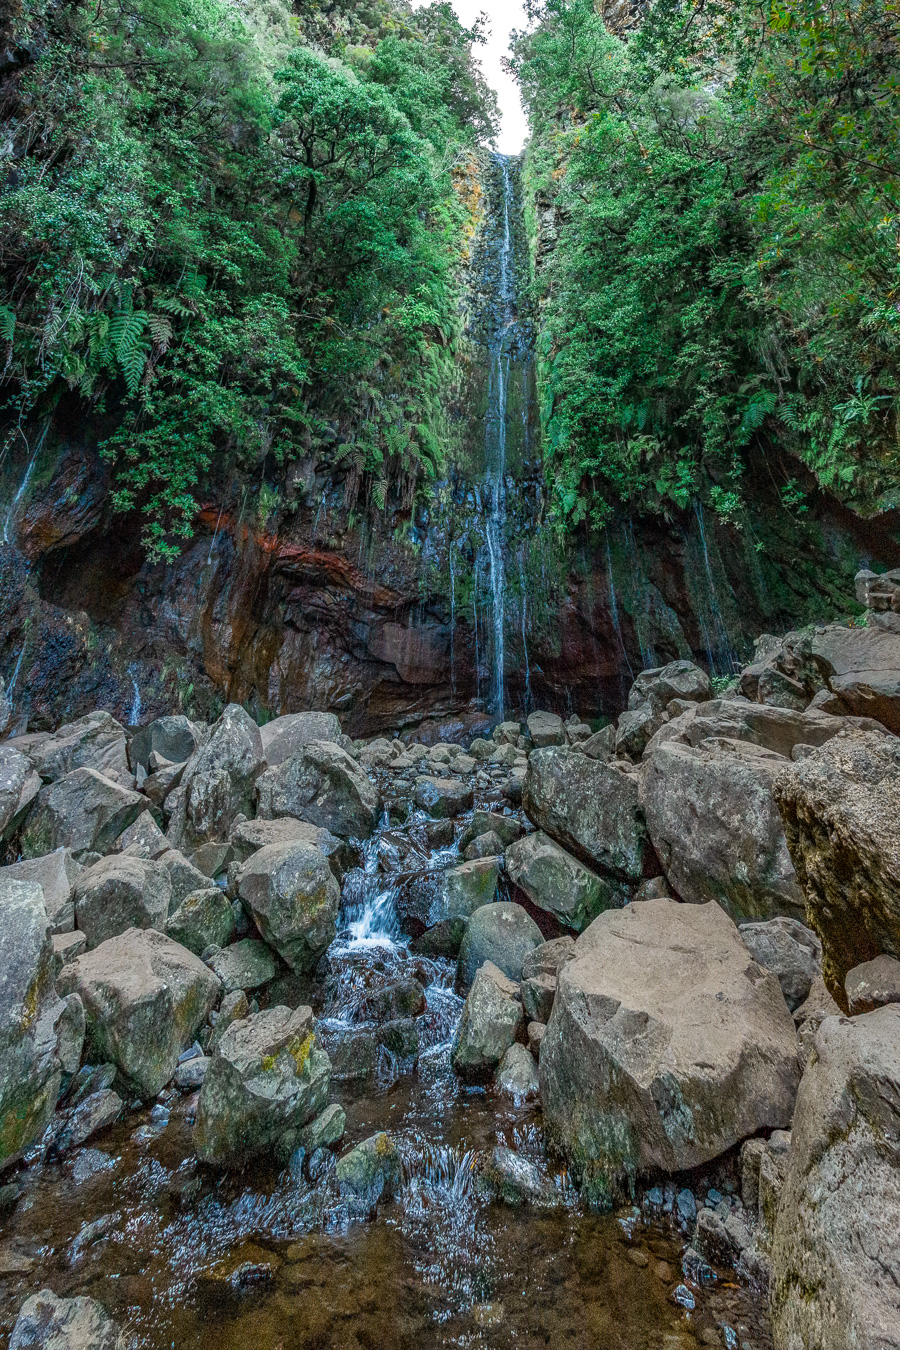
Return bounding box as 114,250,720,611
413,1,531,154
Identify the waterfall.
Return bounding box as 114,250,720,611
448,540,456,697
482,153,516,717
2,421,50,545
128,665,142,726
693,502,737,674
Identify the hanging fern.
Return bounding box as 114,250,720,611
109,311,149,396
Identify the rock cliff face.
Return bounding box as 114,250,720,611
2,416,897,737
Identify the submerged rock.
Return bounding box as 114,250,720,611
58,927,220,1098
238,841,339,972
540,898,801,1204
194,1005,330,1168
457,902,542,988
9,1289,122,1350
478,1145,559,1207
771,1004,900,1350
335,1131,401,1206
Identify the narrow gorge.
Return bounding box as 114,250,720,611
2,1,900,1348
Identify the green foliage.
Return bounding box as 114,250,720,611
0,0,497,555
511,0,900,528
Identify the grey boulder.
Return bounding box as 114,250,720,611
30,711,131,786
450,961,525,1082
193,1005,330,1168
0,745,32,837
1,848,81,933
0,878,84,1166
524,749,646,881
497,1043,539,1104
845,954,900,1015
627,660,711,713
457,902,543,989
256,740,379,838
166,704,264,852
412,775,474,819
130,714,202,771
20,768,143,859
205,938,277,993
739,916,822,1011
526,710,565,748
540,898,801,1204
58,927,220,1098
259,711,342,766
238,841,339,972
166,887,235,956
73,854,172,948
505,831,622,932
640,738,804,922
771,1004,900,1350
774,728,900,1004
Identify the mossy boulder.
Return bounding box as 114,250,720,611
238,841,340,972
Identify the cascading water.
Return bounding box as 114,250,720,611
2,420,49,545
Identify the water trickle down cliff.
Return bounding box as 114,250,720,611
454,152,538,718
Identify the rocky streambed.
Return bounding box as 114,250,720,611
1,568,900,1349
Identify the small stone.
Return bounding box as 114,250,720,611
335,1132,401,1206
299,1103,346,1152
496,1043,539,1104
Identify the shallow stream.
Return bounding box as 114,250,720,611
0,795,773,1350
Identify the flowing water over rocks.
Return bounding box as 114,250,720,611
0,780,772,1350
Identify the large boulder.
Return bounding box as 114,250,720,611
627,660,711,713
130,714,202,771
256,740,379,839
0,745,32,837
774,728,900,1005
166,704,264,852
645,696,885,762
205,938,277,993
540,898,801,1204
58,928,220,1097
238,841,340,972
166,887,235,956
0,878,84,1165
450,961,525,1082
739,916,821,1011
809,623,900,733
770,1004,900,1350
30,711,131,785
441,857,501,920
640,739,804,922
412,776,473,819
845,954,900,1015
505,831,623,932
193,1005,330,1167
73,854,172,948
20,768,143,859
523,749,646,881
1,848,81,932
457,902,543,988
259,711,342,766
229,815,342,865
526,710,565,748
9,1290,122,1350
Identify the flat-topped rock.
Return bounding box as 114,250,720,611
540,898,801,1204
412,776,474,819
21,768,143,859
259,711,342,766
